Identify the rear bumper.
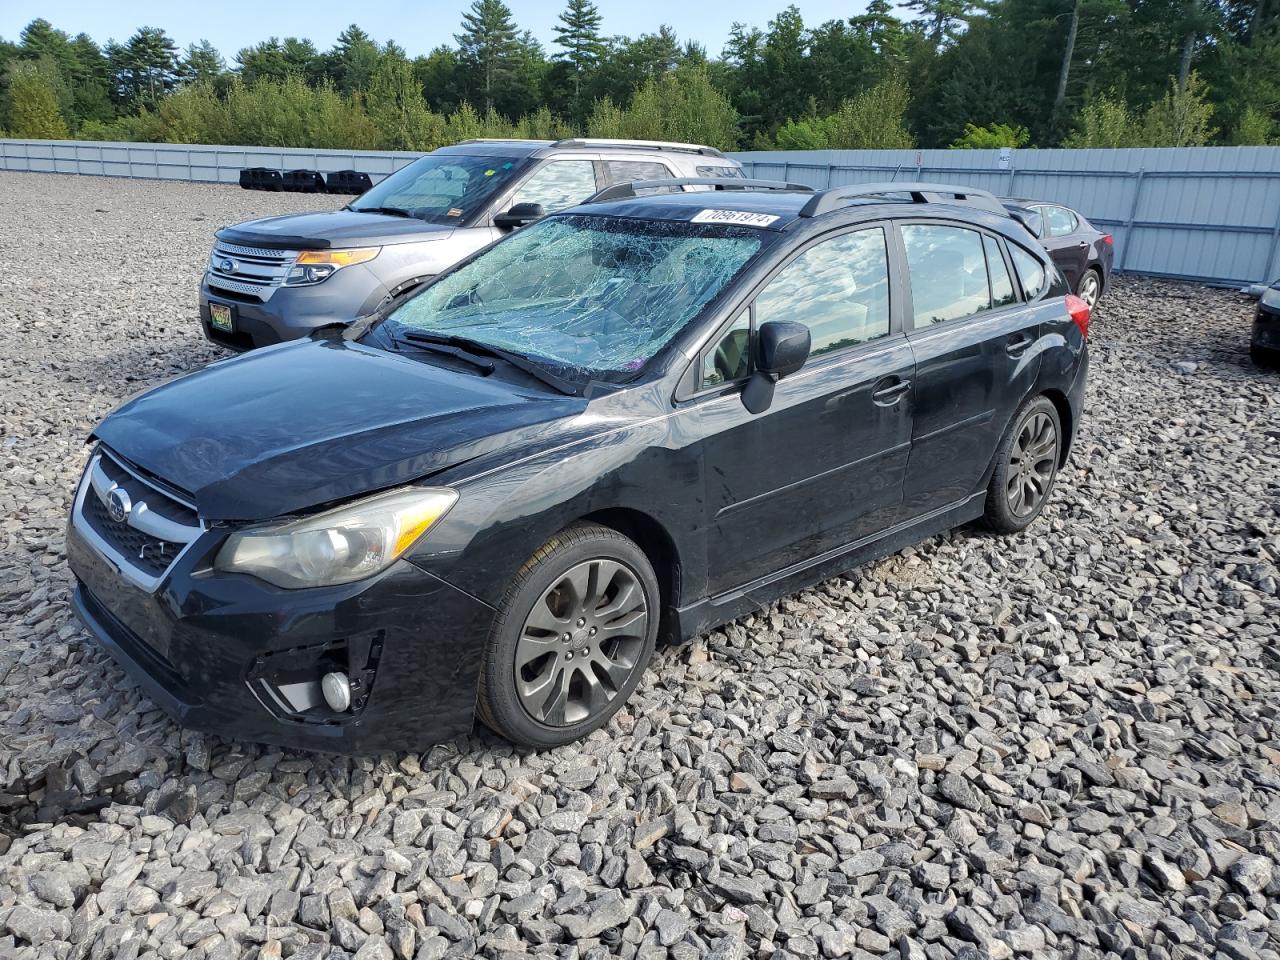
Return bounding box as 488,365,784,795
199,268,389,351
67,518,494,754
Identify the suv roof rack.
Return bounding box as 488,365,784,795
552,138,728,158
454,138,552,145
586,177,814,205
799,181,1007,218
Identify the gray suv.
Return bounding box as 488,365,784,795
199,138,744,350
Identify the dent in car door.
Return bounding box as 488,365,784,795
696,225,915,596
898,224,1042,515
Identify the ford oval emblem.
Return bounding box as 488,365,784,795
218,257,236,273
107,487,132,523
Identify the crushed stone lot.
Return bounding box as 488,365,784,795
0,170,1278,960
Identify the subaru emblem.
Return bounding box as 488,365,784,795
107,487,132,523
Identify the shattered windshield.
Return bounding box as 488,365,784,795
348,153,524,224
375,215,765,382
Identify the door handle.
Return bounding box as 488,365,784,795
1077,240,1088,247
871,377,911,405
1005,332,1034,356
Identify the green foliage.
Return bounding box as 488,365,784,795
772,78,914,149
950,121,1031,148
1233,105,1277,145
4,59,69,138
3,1,1277,150
1139,72,1215,147
588,64,739,150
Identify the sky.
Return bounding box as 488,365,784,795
1,0,879,60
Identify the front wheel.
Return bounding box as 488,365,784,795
476,523,658,748
983,396,1063,534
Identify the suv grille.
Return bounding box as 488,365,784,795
73,449,203,589
207,240,299,302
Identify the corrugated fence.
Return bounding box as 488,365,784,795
3,138,1279,286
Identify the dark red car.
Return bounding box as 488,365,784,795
1003,199,1114,308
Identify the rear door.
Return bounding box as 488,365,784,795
696,224,915,594
897,221,1042,516
1039,204,1089,289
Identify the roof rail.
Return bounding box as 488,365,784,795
585,177,814,205
454,138,551,145
552,138,728,158
799,181,1007,218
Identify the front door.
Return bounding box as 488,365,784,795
897,222,1045,516
697,225,915,596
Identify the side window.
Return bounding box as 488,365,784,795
753,228,892,357
701,309,751,388
600,159,672,187
511,160,598,213
1044,205,1078,237
1009,244,1048,300
901,224,992,326
696,165,746,179
984,235,1017,307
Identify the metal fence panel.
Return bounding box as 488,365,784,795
731,147,1280,286
3,138,1279,284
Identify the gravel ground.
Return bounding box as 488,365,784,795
1,170,1278,960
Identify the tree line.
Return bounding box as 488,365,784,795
1,0,1276,153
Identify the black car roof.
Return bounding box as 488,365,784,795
565,189,1035,242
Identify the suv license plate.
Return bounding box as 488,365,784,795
209,302,234,332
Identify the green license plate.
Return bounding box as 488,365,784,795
209,302,234,332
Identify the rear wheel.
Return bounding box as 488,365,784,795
1252,343,1280,369
983,396,1062,534
476,523,658,748
1077,267,1103,309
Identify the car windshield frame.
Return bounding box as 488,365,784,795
347,153,530,226
363,213,773,388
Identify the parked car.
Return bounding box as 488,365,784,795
199,138,744,350
1254,280,1280,367
1002,199,1113,308
70,180,1090,753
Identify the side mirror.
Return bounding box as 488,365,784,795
742,321,811,414
494,201,545,230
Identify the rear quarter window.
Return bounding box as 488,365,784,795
1009,244,1048,300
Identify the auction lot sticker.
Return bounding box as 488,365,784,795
691,209,780,228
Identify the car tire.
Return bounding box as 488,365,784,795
1077,267,1103,309
1251,343,1280,369
982,395,1063,534
476,522,659,749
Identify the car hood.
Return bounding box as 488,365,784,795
92,340,585,521
218,210,455,249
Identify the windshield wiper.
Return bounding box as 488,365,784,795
350,205,415,218
396,330,580,396
391,334,496,375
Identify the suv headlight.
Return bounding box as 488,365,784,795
1262,286,1280,310
214,487,456,589
285,247,381,286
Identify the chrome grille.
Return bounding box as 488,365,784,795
72,449,204,591
206,240,299,302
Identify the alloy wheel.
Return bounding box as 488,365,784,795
514,558,649,726
1006,411,1058,517
1079,272,1100,308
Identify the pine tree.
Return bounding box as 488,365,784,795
5,60,69,138
902,0,972,46
553,0,606,116
110,27,179,110
180,40,224,86
455,0,521,113
329,25,380,94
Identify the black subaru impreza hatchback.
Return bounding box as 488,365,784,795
68,179,1090,753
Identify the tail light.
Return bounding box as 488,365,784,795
1102,234,1113,246
1065,294,1090,338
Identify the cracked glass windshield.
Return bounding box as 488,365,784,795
375,215,766,382
348,153,524,224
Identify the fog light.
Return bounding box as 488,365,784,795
321,671,352,712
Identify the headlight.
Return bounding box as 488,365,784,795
1262,286,1280,309
285,247,380,286
214,487,456,588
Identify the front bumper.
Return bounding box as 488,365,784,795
67,516,494,754
199,267,389,352
1252,303,1280,351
